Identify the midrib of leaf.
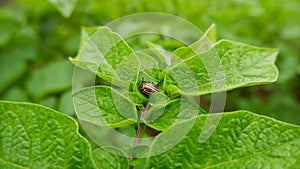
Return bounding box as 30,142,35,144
203,137,300,169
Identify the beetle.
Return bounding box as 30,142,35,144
140,82,158,96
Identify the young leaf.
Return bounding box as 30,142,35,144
190,23,218,51
136,51,160,81
165,40,279,96
144,99,206,131
93,147,129,169
145,111,300,168
127,92,145,107
70,26,140,88
172,23,217,63
147,42,170,69
73,86,137,128
0,101,94,169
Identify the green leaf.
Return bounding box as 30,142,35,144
128,145,150,167
131,145,150,160
70,26,140,88
144,99,206,131
73,86,137,128
148,92,168,106
145,111,300,169
165,40,279,95
147,42,169,69
93,147,129,169
189,23,217,53
26,60,73,100
172,23,218,63
47,0,78,18
127,92,145,107
204,23,218,43
136,51,160,81
0,52,27,93
0,101,94,169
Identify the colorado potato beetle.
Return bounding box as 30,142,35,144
140,82,158,96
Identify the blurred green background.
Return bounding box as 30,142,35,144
0,0,299,124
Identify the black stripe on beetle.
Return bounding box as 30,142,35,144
140,82,158,96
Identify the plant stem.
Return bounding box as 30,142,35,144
132,122,143,148
142,104,151,119
129,104,151,162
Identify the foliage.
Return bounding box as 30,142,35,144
0,0,300,168
1,0,299,124
0,101,94,168
145,111,300,169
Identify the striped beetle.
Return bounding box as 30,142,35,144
140,82,158,96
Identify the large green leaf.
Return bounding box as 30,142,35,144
73,86,137,128
145,111,300,168
165,40,279,96
93,147,129,169
0,101,94,169
70,26,140,88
